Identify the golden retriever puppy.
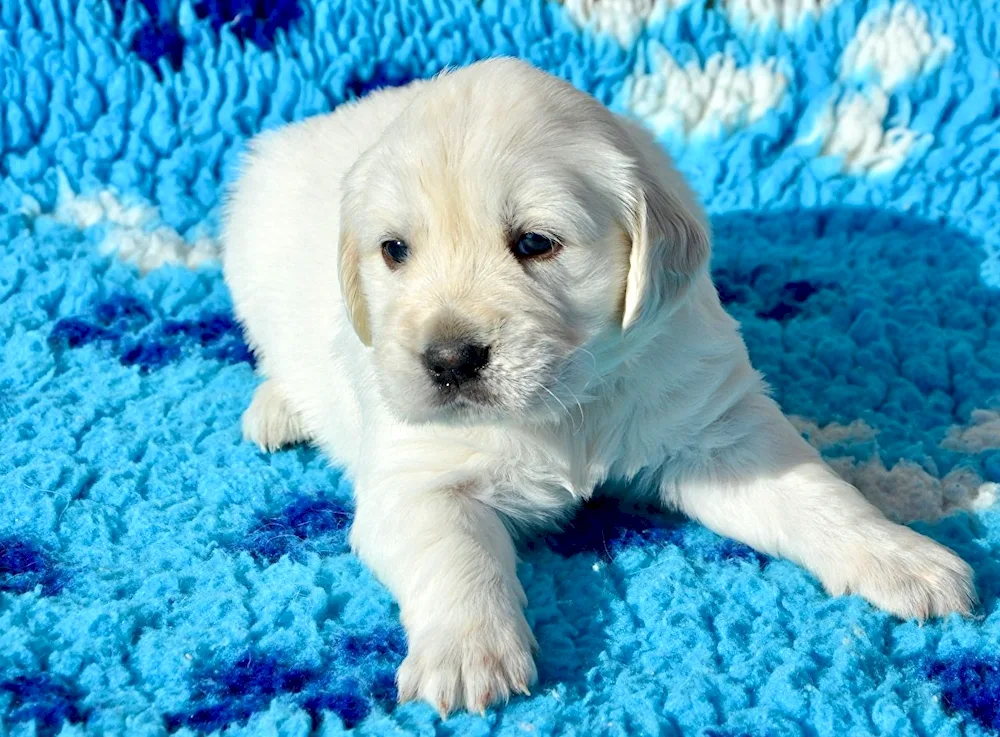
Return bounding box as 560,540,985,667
222,57,974,716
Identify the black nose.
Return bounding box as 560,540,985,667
422,340,491,389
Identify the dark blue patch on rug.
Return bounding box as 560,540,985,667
132,312,253,369
337,624,406,664
300,678,371,729
149,313,254,367
0,674,87,737
93,293,154,329
131,21,185,73
334,625,405,706
49,294,153,350
193,0,302,48
343,63,418,102
240,495,353,563
49,294,253,373
48,293,152,349
0,538,64,596
166,653,314,732
166,628,404,732
703,539,770,569
928,653,1000,731
49,318,117,349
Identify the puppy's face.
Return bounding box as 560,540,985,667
345,137,629,424
339,59,709,425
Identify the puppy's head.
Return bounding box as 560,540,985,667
339,57,710,424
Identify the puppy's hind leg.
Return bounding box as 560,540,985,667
662,394,975,620
242,379,310,452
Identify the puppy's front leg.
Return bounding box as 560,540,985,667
665,395,975,619
350,467,536,716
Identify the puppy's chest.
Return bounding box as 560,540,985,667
488,411,679,519
584,396,690,482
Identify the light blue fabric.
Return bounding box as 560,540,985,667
2,0,999,734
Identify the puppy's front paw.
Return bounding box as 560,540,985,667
397,611,538,716
241,380,308,452
826,522,976,620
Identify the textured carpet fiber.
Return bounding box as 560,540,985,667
2,0,1000,735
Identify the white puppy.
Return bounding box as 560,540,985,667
222,57,974,715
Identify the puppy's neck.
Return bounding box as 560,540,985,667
552,274,755,442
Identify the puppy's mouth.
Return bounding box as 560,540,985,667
426,378,500,417
379,337,572,425
423,364,569,425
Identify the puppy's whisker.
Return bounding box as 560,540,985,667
532,379,574,427
551,376,585,429
578,347,600,375
573,347,610,397
534,377,583,432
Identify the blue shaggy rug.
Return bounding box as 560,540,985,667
2,0,1000,734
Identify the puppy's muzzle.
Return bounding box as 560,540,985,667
422,340,491,390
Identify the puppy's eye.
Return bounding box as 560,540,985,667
512,232,560,260
381,239,410,268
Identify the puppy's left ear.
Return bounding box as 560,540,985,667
338,225,373,347
615,117,711,331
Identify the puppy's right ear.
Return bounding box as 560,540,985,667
338,225,373,347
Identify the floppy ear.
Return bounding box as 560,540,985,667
616,118,711,331
338,225,373,346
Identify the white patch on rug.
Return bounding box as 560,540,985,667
718,0,840,31
793,418,997,522
791,416,878,449
50,174,218,273
799,1,952,176
941,410,1000,453
829,456,998,523
840,1,954,91
559,0,684,46
624,43,788,139
802,87,927,175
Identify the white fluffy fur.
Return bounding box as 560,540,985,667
222,58,975,716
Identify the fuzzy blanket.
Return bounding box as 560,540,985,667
2,0,1000,734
